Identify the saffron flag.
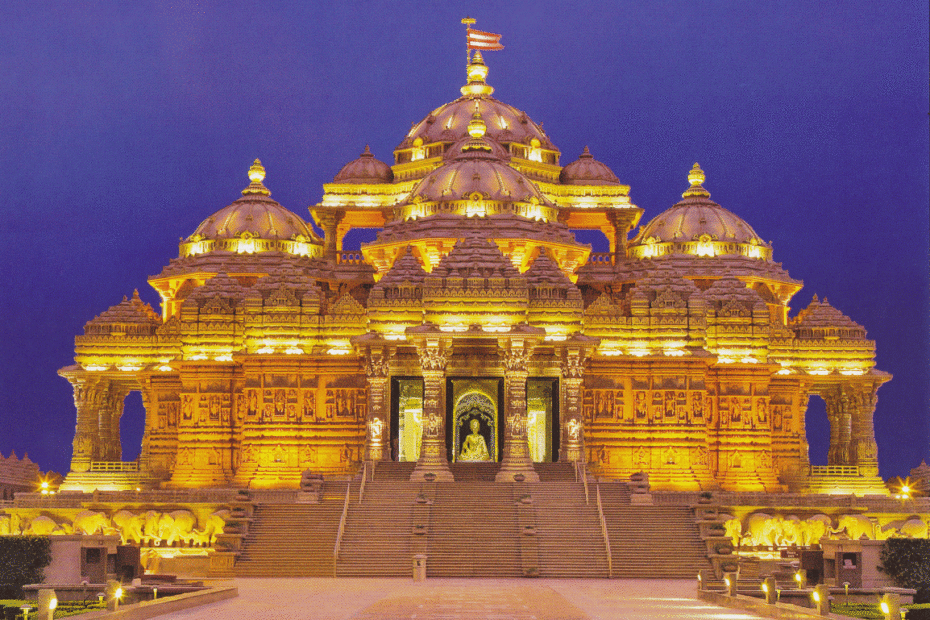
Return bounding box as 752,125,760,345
467,28,504,51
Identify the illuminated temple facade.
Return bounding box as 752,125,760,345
60,52,889,493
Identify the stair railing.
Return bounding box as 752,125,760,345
596,484,613,578
358,462,367,504
333,482,351,576
577,460,590,505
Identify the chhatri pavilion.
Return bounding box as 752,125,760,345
58,49,889,495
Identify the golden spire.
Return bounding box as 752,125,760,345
682,162,710,198
461,51,493,97
243,158,271,196
467,105,487,138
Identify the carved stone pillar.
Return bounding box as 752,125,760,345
560,354,585,463
364,352,391,462
606,209,639,263
824,386,852,466
497,341,539,482
797,388,811,471
316,211,344,263
68,376,105,472
410,346,454,482
849,383,880,476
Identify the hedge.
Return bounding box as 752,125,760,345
0,537,51,599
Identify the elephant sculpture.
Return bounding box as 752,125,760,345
112,510,146,544
72,510,112,535
25,515,59,535
196,509,229,545
800,514,833,546
743,512,779,547
721,514,742,546
881,517,928,539
143,510,162,540
777,515,803,546
157,510,197,545
834,514,875,540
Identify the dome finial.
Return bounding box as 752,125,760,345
243,159,271,196
461,51,494,97
682,162,710,198
467,104,487,138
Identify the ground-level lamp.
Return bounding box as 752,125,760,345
19,604,32,620
844,581,850,604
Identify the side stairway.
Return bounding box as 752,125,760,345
235,481,352,577
527,481,609,577
598,483,711,578
335,480,423,576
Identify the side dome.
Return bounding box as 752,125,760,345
181,160,321,258
560,146,620,185
333,145,393,184
629,164,771,261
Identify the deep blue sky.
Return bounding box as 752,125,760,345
0,1,927,480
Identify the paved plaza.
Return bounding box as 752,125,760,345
158,578,761,619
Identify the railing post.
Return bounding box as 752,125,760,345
581,462,590,505
333,482,351,577
596,484,612,578
359,463,367,505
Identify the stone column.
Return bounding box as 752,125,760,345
607,210,639,263
824,387,851,466
497,341,539,482
315,211,344,263
410,345,454,482
364,351,391,462
68,376,105,472
560,353,585,463
138,382,155,473
796,388,811,472
849,383,880,476
99,385,127,461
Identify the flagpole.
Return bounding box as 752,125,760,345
461,17,476,65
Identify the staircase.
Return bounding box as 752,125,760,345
527,482,609,577
234,467,711,579
426,482,523,577
335,481,423,576
598,483,711,578
235,482,350,577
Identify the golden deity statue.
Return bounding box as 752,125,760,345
459,419,491,461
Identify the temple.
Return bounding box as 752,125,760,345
58,50,890,495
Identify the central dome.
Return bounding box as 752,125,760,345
395,52,557,161
397,113,556,221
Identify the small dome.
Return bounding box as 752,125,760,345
629,164,771,260
333,146,393,184
180,161,321,259
560,146,620,185
188,160,314,242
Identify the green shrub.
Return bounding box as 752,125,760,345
0,537,52,599
880,539,930,590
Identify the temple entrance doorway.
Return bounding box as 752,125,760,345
448,379,503,462
527,378,559,463
390,377,424,462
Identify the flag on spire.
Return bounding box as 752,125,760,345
467,28,504,51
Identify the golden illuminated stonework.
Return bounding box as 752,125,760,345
57,49,889,496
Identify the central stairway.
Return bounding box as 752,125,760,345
234,464,710,578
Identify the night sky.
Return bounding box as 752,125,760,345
1,2,927,480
